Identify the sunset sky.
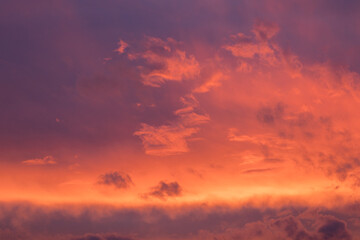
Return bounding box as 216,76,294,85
1,0,360,239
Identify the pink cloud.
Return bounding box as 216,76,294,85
193,71,225,93
115,39,129,54
126,37,200,87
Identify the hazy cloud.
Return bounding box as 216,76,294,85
0,203,357,240
256,103,285,125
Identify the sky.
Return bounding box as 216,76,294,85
1,0,360,239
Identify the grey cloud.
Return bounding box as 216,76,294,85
144,181,182,200
72,234,134,240
242,168,275,174
97,172,133,189
256,102,285,124
317,218,352,240
271,216,314,240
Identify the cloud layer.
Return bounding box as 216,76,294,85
0,202,359,240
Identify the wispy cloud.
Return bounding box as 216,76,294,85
125,36,200,87
22,156,56,166
134,123,198,156
135,94,209,156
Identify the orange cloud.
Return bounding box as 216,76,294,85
134,94,209,156
193,71,225,93
115,39,129,54
223,32,279,66
22,156,56,165
126,37,200,87
134,123,198,156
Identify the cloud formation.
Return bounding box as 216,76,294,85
115,39,129,54
97,172,133,189
143,181,182,200
21,156,56,166
223,22,280,66
0,202,358,240
134,94,209,156
124,37,200,87
72,234,133,240
134,123,198,156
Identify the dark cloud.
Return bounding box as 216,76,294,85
272,216,314,240
257,107,275,124
334,164,353,182
144,181,182,200
268,215,353,240
242,168,275,174
72,234,133,240
292,112,315,128
256,102,285,124
317,218,352,240
97,172,133,189
0,202,358,240
187,168,203,179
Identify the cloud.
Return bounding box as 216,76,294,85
187,168,203,179
134,94,209,156
223,25,280,65
134,123,198,156
115,39,129,54
193,71,225,93
72,234,133,240
270,216,314,240
175,95,210,125
317,218,352,240
227,84,360,182
97,172,133,189
242,168,275,174
21,156,56,165
252,21,280,41
256,102,285,125
224,36,274,59
126,36,200,87
195,214,354,240
144,181,182,200
0,202,356,240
